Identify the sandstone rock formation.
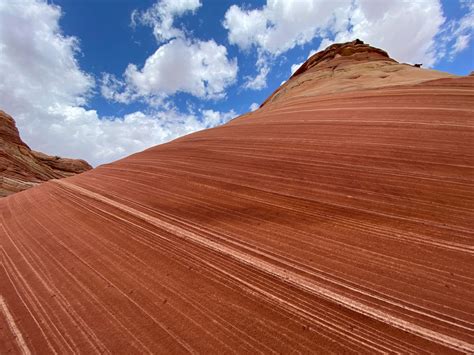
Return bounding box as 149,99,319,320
1,41,473,353
260,39,455,108
262,40,455,110
0,110,92,197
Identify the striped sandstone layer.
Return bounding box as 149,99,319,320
1,41,473,353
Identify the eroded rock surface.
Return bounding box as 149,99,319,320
0,110,91,196
0,42,473,353
261,39,455,108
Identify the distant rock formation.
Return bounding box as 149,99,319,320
291,39,392,78
0,110,92,196
260,39,454,107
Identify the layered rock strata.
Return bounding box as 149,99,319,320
0,41,473,353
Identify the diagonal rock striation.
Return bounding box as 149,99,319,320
0,41,473,353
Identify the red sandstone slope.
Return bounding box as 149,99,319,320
1,41,473,353
0,110,92,197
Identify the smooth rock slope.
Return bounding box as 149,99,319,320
0,110,92,197
1,41,473,353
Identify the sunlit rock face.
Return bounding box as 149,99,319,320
0,110,91,197
261,39,456,108
1,41,473,353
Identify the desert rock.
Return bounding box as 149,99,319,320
0,41,473,353
0,110,92,196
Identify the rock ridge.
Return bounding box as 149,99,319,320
260,40,456,108
0,110,92,197
291,39,392,78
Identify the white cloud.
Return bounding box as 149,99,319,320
249,102,259,111
104,0,238,102
131,0,201,42
100,73,135,104
453,34,470,53
39,106,236,165
290,49,317,75
442,1,474,59
224,0,467,84
0,0,236,166
0,0,94,116
223,0,352,55
320,0,446,66
201,109,236,126
122,38,238,100
243,65,269,90
290,61,303,75
223,0,352,89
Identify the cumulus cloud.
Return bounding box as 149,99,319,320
0,0,236,166
201,109,236,126
223,0,351,90
319,0,446,66
38,106,236,165
224,0,464,87
131,0,201,43
249,102,260,112
243,65,269,90
0,0,94,116
103,0,238,103
100,73,135,104
223,0,352,55
120,38,237,101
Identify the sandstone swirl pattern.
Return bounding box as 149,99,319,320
1,41,473,353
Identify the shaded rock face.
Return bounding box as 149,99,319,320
1,42,473,353
0,110,92,197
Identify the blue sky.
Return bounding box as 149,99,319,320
0,0,472,165
56,0,271,117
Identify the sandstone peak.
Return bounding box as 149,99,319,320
291,39,392,78
0,110,92,197
260,39,456,107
